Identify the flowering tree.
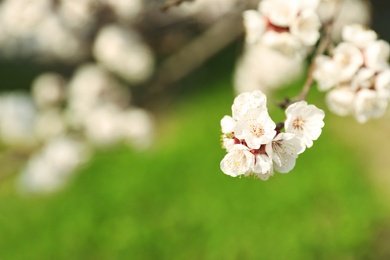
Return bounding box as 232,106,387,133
219,0,390,179
0,0,385,192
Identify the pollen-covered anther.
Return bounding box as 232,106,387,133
252,125,265,137
292,116,304,130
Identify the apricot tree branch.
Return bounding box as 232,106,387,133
277,1,342,110
160,0,195,11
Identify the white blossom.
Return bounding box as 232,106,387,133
234,44,304,94
231,90,267,120
220,91,318,180
0,92,36,145
243,10,266,45
354,89,388,123
243,0,320,57
83,105,123,146
298,0,320,10
36,14,88,63
101,0,143,22
18,136,89,194
170,0,239,23
220,115,236,134
0,0,51,35
342,24,377,49
220,144,254,177
351,68,376,90
93,25,154,84
260,0,299,27
332,42,364,82
119,108,155,150
222,137,236,152
67,64,129,127
32,73,66,109
290,9,321,46
220,115,237,152
234,108,276,149
58,0,98,30
34,109,66,141
266,133,304,173
329,1,371,42
325,87,355,116
313,55,339,91
262,31,303,56
285,101,325,148
364,40,390,71
376,70,390,99
253,153,273,180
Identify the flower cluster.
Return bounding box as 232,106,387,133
243,0,321,57
314,24,390,123
0,64,155,194
220,91,325,180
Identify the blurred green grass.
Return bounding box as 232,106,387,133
0,53,388,259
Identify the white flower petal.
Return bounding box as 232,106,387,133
285,101,325,148
222,137,235,152
333,42,364,82
220,115,236,134
313,55,339,91
269,133,303,173
234,108,276,149
354,89,388,123
326,87,355,116
342,24,377,49
290,9,321,46
232,90,267,120
253,154,274,180
262,31,303,57
376,69,390,99
243,10,266,44
351,68,376,90
364,40,390,71
260,0,299,27
220,144,254,177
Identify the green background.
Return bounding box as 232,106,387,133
0,50,389,259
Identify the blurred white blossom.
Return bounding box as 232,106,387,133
32,73,66,109
0,92,36,146
101,0,143,22
323,0,371,41
314,24,390,123
243,0,321,57
93,25,155,84
234,44,304,94
171,0,241,23
18,136,89,194
119,108,155,150
34,109,67,142
83,105,123,146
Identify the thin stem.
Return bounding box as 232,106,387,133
278,0,342,109
160,0,195,11
295,0,344,102
295,22,334,102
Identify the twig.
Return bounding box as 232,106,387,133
160,0,195,12
278,1,342,109
296,23,334,101
143,13,244,102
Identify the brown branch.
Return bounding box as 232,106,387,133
295,23,333,102
143,13,244,104
278,1,342,109
160,0,195,12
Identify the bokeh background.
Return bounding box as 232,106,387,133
0,0,390,259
